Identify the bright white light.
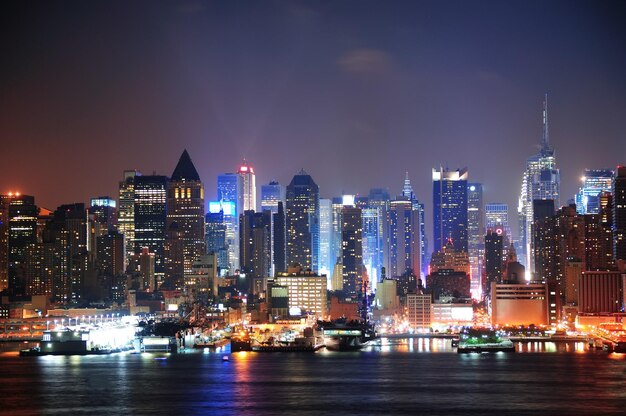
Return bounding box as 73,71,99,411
342,195,355,206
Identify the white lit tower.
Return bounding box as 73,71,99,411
518,94,560,274
238,161,257,212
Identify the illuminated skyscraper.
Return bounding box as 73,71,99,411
368,188,391,281
208,201,238,273
485,203,511,235
205,209,229,274
286,170,320,272
217,173,244,272
319,198,333,279
118,170,140,264
261,181,284,214
238,162,256,212
341,203,364,297
0,194,12,292
361,207,380,288
90,197,117,234
518,94,560,271
167,150,205,276
134,175,168,285
384,197,420,279
401,173,427,278
575,169,613,214
613,166,626,263
467,183,483,297
433,167,469,253
7,194,38,297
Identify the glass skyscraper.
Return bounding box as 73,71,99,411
217,173,243,272
467,183,483,297
285,170,320,272
575,169,613,214
432,167,469,253
261,181,284,214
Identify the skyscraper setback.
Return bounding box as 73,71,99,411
518,94,560,271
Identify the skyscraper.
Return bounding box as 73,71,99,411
167,150,205,276
467,183,483,297
134,175,168,286
205,209,229,274
319,198,333,278
368,188,391,281
273,201,286,274
575,169,614,215
238,162,256,212
485,203,511,235
433,167,469,253
613,166,626,264
217,173,243,271
401,173,427,278
261,181,284,214
361,207,380,288
7,195,38,297
384,197,420,279
484,230,503,297
518,94,560,271
286,170,320,272
341,204,363,298
118,170,140,265
0,194,12,292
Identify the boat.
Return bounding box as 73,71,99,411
317,319,377,351
193,338,230,349
230,336,252,352
457,328,515,353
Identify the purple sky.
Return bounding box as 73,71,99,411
1,0,626,241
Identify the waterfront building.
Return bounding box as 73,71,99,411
134,175,168,286
490,282,549,326
578,271,625,313
166,150,205,276
432,167,469,253
407,293,432,330
285,170,320,272
118,170,140,265
274,264,327,318
518,95,560,270
575,169,613,215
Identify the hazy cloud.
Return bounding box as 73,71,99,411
337,48,392,74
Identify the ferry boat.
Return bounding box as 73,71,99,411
456,328,515,353
317,320,377,351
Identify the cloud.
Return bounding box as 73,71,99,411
337,48,392,75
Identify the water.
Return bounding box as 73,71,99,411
2,339,626,416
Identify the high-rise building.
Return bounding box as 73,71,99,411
518,94,560,270
286,170,320,272
95,229,125,299
485,203,511,236
532,199,556,282
239,210,271,285
400,173,427,278
467,183,483,297
613,166,626,264
319,198,333,278
89,197,117,233
261,181,284,214
361,207,380,289
484,230,503,297
368,189,391,279
433,167,469,253
341,204,364,298
273,201,286,274
118,170,140,265
575,169,614,214
134,175,168,286
0,194,13,292
238,162,256,212
7,195,38,297
167,150,205,276
384,197,420,279
217,173,243,271
205,209,229,275
583,192,614,271
330,197,344,270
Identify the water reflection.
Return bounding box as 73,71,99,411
376,338,590,354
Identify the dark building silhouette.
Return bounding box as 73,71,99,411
286,170,319,272
613,166,626,265
7,195,39,297
484,230,503,296
273,202,286,274
341,205,363,298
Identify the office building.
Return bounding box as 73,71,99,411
341,204,364,298
518,95,560,270
274,264,327,318
575,169,613,215
491,282,549,326
579,271,625,313
285,170,320,272
118,170,140,264
134,175,168,285
467,183,483,296
205,210,229,274
261,181,284,214
384,197,420,279
613,166,626,264
166,150,205,275
319,198,333,278
217,173,244,271
433,167,469,253
407,293,432,330
7,195,39,297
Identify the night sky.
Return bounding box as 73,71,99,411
2,0,626,241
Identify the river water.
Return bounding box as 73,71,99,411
1,338,626,415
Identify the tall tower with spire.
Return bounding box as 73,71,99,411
166,150,205,285
518,94,560,277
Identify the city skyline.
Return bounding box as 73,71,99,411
2,1,626,238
